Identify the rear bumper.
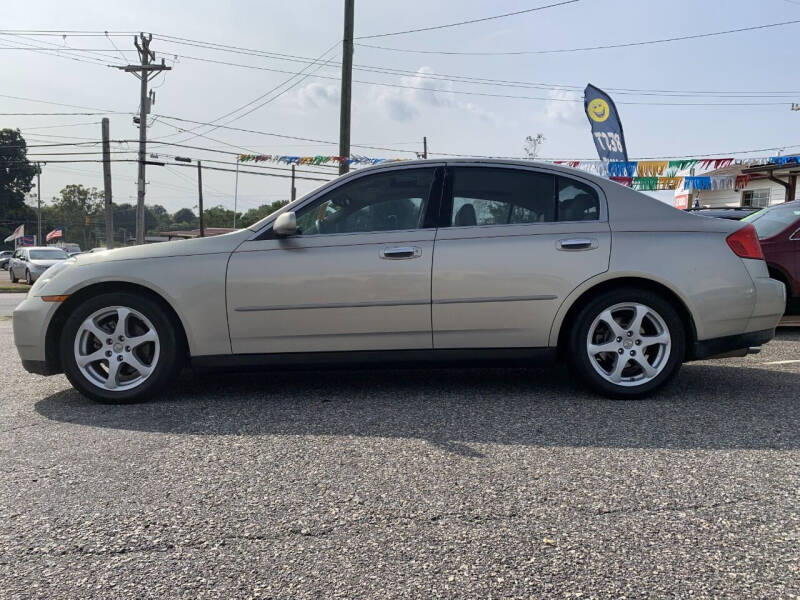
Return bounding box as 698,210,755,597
691,328,775,361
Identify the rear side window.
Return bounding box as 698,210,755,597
448,167,600,227
450,168,556,226
558,178,600,221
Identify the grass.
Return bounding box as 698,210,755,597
0,281,30,293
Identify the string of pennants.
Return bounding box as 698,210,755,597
551,154,799,192
238,154,392,166
236,152,800,192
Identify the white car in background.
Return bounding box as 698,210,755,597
8,247,69,285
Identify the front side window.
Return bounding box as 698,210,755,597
293,168,436,235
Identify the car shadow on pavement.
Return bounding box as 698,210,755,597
35,363,799,454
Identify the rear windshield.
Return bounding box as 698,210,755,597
29,249,68,260
742,204,800,239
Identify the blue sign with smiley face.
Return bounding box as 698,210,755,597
584,84,628,163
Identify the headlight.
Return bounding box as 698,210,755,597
29,259,75,295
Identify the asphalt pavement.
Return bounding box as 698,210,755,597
1,305,798,598
0,292,23,318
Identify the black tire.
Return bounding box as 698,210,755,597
10,267,18,283
25,270,32,285
567,287,686,399
60,292,180,403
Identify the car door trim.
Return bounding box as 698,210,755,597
235,299,431,312
433,294,557,305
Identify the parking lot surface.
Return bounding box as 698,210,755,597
1,312,798,598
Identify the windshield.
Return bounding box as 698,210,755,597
29,249,68,260
741,203,800,239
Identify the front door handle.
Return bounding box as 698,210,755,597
556,238,598,251
380,246,422,260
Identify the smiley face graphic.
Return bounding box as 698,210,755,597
587,98,610,123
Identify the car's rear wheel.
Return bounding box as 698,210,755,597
568,288,685,399
60,292,180,403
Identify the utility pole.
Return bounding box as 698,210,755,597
291,164,297,201
36,164,43,244
233,161,239,228
197,160,205,237
338,0,354,176
423,136,428,159
101,118,114,248
115,33,171,244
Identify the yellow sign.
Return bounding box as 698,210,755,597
587,98,610,123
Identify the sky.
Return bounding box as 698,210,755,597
1,0,799,217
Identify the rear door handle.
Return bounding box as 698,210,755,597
556,238,598,251
380,246,422,260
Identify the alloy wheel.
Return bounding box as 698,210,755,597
73,305,160,391
586,302,672,387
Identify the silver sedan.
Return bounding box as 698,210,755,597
8,246,69,285
13,160,785,403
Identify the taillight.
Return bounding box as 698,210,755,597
726,224,764,260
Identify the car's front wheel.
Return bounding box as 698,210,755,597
25,270,33,285
60,292,180,403
567,287,685,399
10,266,18,283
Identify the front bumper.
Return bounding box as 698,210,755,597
12,294,59,367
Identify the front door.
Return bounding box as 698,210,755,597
226,166,443,354
432,165,611,349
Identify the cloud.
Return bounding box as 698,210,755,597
370,66,496,123
543,88,584,126
280,81,339,111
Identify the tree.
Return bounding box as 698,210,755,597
148,204,171,232
112,203,147,244
524,134,546,160
47,184,105,248
202,205,239,228
239,200,290,228
170,208,198,230
0,129,37,245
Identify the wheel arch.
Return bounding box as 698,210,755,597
45,281,190,373
766,263,793,298
552,275,698,361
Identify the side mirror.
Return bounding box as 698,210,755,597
273,211,297,237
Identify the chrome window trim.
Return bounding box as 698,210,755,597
248,162,446,241
790,227,800,241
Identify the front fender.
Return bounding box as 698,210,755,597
37,253,233,357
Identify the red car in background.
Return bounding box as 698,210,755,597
742,200,800,312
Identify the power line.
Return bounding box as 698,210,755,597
156,51,797,105
356,0,579,39
0,156,335,181
162,40,341,145
355,17,800,55
170,51,800,99
0,92,123,113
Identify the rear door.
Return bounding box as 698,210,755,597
432,164,611,349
